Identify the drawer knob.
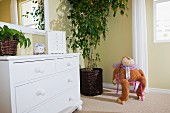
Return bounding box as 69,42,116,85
68,79,73,83
36,89,46,96
40,68,44,73
35,67,44,73
69,97,74,102
67,62,71,66
35,67,40,73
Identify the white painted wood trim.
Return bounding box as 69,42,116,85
149,88,170,94
0,22,45,35
103,83,170,94
154,39,170,43
44,0,50,31
0,53,80,61
153,0,170,43
10,0,18,24
103,83,117,89
103,83,132,91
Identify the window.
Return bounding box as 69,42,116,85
20,0,38,28
154,0,170,42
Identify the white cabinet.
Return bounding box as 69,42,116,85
0,54,82,113
46,31,66,54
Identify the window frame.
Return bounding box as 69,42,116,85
153,0,170,43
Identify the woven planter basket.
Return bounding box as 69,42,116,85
80,68,103,96
0,39,18,56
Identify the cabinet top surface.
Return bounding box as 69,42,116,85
0,53,80,61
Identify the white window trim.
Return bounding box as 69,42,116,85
10,0,49,36
153,0,170,43
0,22,45,35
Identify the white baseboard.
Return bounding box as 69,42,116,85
103,83,133,90
103,83,117,89
149,88,170,94
103,83,170,94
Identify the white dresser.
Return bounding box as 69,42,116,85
0,53,82,113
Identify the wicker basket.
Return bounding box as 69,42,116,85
80,68,103,96
0,39,18,56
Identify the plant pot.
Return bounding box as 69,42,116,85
0,39,18,56
80,68,103,96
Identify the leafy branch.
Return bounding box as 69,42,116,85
0,25,31,48
67,0,128,70
22,0,45,30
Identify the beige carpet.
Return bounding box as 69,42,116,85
74,88,170,113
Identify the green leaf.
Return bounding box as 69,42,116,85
67,0,128,69
20,40,23,48
27,38,31,47
120,10,124,15
21,0,45,30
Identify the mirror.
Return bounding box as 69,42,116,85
0,0,49,31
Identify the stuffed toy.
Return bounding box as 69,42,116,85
34,43,45,55
112,56,146,104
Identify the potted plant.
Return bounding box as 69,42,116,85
67,0,128,96
0,25,31,56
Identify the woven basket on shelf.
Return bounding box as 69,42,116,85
80,68,103,96
0,39,18,56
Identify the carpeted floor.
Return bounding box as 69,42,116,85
74,88,170,113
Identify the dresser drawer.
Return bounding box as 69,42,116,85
15,69,78,113
28,88,79,113
13,59,56,84
56,56,78,72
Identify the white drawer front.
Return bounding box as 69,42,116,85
56,56,78,72
28,88,79,113
15,69,78,113
13,60,56,84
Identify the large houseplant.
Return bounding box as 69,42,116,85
0,25,31,56
67,0,128,96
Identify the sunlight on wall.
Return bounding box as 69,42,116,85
48,0,84,67
0,0,11,23
17,34,33,55
97,1,132,84
17,34,46,55
32,34,47,53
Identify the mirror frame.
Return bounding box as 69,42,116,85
9,0,49,35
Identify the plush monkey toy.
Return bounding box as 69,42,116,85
112,56,146,104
